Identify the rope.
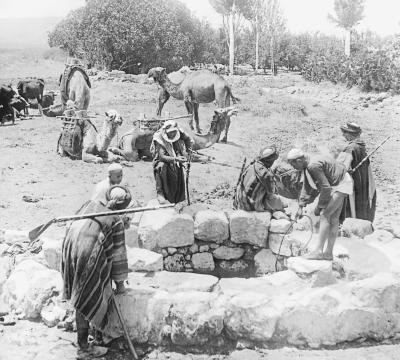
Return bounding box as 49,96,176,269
273,214,314,272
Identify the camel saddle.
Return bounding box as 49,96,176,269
58,112,94,159
59,65,91,106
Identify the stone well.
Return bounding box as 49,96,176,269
2,204,400,350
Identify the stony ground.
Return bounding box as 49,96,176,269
1,55,400,359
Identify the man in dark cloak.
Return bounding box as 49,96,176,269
339,122,376,222
150,120,194,204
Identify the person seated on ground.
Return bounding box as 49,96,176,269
338,122,376,222
234,146,286,212
91,163,124,205
61,185,131,357
287,148,353,261
150,120,194,204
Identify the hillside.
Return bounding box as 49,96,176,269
0,17,61,49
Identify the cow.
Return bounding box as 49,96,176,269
0,84,16,125
17,78,45,116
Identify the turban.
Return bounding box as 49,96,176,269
106,185,131,209
161,120,180,143
340,122,362,134
258,146,278,160
287,148,305,161
108,163,123,174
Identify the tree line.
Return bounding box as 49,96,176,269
49,0,400,93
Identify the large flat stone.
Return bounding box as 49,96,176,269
342,218,374,238
138,205,194,250
287,257,332,274
212,246,244,260
2,260,62,319
127,248,163,272
194,210,229,243
269,219,292,234
229,211,270,247
127,271,219,293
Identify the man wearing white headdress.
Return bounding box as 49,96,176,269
150,120,194,204
61,185,131,357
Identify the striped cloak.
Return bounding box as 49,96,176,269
61,201,128,330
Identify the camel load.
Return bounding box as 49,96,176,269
108,107,238,162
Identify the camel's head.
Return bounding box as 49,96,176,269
210,107,238,134
105,110,123,127
147,67,166,83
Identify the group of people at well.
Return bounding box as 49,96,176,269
61,118,376,356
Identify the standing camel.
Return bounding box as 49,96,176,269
43,65,91,117
147,67,239,143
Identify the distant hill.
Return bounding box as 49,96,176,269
0,17,61,49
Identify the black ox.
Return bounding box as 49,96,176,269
17,78,45,116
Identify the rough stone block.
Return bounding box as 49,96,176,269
254,249,277,275
127,248,163,272
138,204,194,250
194,210,229,243
212,246,244,260
0,229,29,245
272,211,290,220
199,245,209,252
41,303,67,327
270,219,292,234
287,257,332,274
342,218,373,238
0,255,13,293
229,210,271,247
189,244,198,253
41,237,62,271
218,259,249,275
268,233,304,257
2,260,62,319
312,270,337,287
192,252,215,272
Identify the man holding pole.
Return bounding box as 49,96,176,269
61,185,131,357
150,120,194,204
338,122,377,222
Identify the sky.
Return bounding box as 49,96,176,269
0,0,399,36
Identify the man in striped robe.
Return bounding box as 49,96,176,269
234,146,286,211
61,186,130,356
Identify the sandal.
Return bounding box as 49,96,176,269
322,253,333,261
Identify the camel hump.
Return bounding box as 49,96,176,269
60,66,91,105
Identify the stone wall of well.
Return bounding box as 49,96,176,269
135,203,318,277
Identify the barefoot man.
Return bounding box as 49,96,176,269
61,186,131,357
150,120,194,204
287,149,353,260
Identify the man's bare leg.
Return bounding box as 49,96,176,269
303,214,330,259
324,193,345,260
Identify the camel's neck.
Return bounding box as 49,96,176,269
160,76,183,99
96,121,118,151
192,130,221,150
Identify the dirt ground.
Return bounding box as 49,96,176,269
1,55,400,359
1,58,400,239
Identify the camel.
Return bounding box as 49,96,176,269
147,67,239,143
109,107,238,162
57,105,123,164
43,65,91,117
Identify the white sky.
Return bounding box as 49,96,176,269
0,0,399,36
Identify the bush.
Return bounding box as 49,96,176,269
302,35,400,93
